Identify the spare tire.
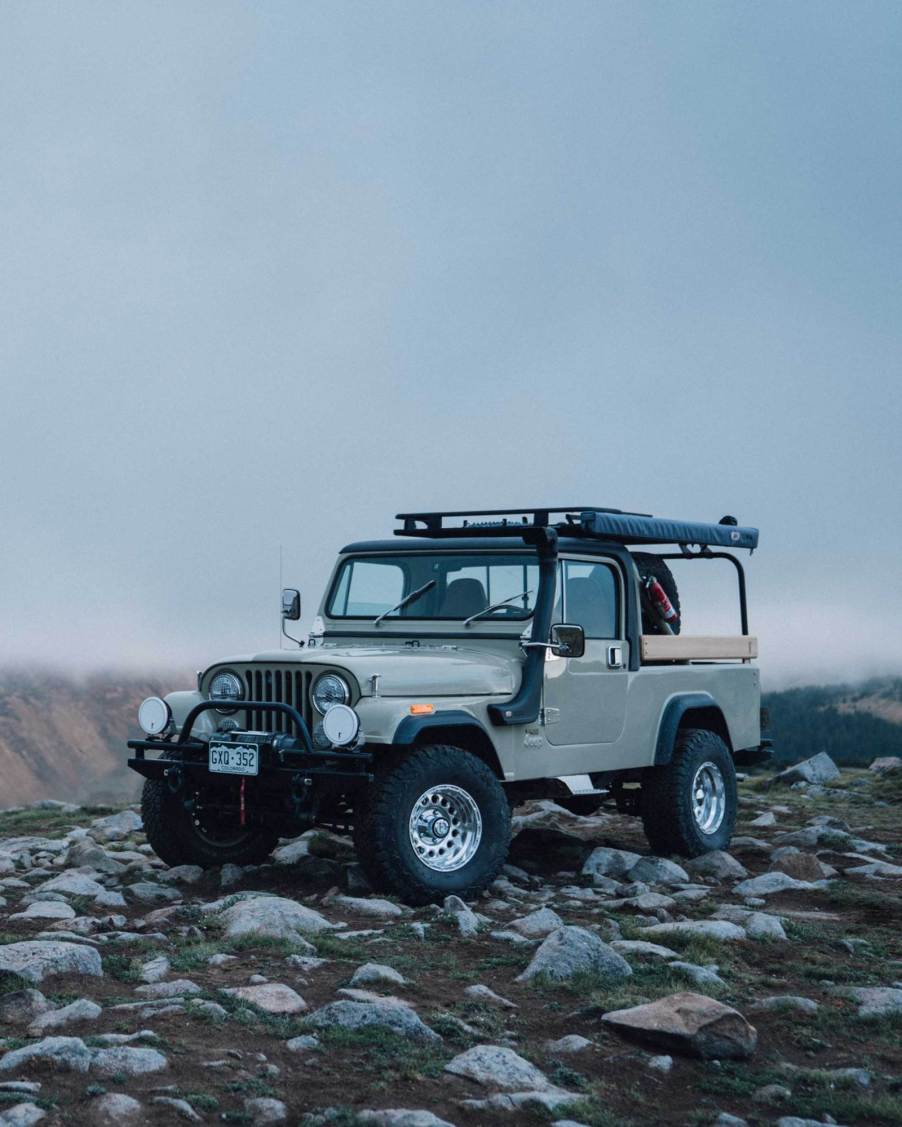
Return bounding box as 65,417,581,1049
633,552,681,635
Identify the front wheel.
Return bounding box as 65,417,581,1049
141,768,279,869
641,728,737,857
353,745,511,906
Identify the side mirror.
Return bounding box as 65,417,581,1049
551,623,585,659
281,588,301,621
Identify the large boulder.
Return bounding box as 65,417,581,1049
602,992,757,1059
869,756,902,774
581,847,641,881
305,1000,440,1043
626,857,689,886
0,942,102,984
772,753,840,787
515,926,632,984
223,984,307,1014
685,852,748,881
444,1044,550,1090
509,908,564,939
215,896,337,940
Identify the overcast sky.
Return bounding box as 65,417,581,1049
2,2,900,688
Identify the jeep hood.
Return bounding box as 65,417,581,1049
209,645,519,697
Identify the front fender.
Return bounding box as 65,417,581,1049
393,709,490,747
164,691,217,737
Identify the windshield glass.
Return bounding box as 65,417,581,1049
327,553,540,621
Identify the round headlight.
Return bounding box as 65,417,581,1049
321,704,360,747
138,696,172,736
209,670,244,713
311,672,350,714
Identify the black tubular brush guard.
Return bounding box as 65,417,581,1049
127,700,373,783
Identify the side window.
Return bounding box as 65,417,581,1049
563,561,619,639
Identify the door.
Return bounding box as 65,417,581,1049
543,557,629,746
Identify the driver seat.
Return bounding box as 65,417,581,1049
440,578,487,618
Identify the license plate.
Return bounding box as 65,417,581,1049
208,744,259,776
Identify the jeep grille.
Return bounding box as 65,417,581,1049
241,667,315,734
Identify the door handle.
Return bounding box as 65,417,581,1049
607,645,624,669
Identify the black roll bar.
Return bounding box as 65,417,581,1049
657,549,749,635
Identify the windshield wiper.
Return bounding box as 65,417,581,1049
463,590,533,627
373,579,437,626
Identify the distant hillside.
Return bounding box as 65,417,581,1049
0,670,185,807
764,676,902,766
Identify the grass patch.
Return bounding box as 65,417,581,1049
554,1095,635,1126
0,805,117,838
317,1025,450,1084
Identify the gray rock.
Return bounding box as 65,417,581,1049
647,1054,673,1072
135,979,201,999
224,983,307,1014
443,895,480,936
670,961,726,988
27,998,101,1035
750,995,818,1015
685,852,748,881
509,907,563,938
602,992,756,1059
216,895,337,940
286,1034,320,1052
639,920,746,942
90,1045,168,1077
444,1043,550,1090
844,986,902,1018
357,1112,456,1127
90,810,143,840
350,963,407,989
332,895,405,919
611,940,680,961
0,941,102,984
244,1097,288,1124
847,860,902,878
711,1116,748,1127
0,990,51,1026
745,912,787,941
34,872,106,898
489,930,535,947
773,753,840,787
9,901,76,922
545,1034,591,1053
0,1036,93,1073
627,857,690,886
464,985,517,1009
306,1000,440,1042
581,847,641,880
127,881,180,904
0,1104,45,1126
159,865,204,884
515,926,632,983
138,955,171,983
749,811,776,827
459,1088,580,1114
869,756,902,774
733,872,820,897
150,1097,201,1122
88,1093,143,1124
775,1120,846,1127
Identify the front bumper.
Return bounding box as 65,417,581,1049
127,698,373,785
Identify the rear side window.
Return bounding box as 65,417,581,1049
562,561,619,639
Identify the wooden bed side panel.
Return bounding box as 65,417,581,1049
640,635,759,661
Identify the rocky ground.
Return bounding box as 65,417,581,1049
0,756,898,1127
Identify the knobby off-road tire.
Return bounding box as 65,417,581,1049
641,728,737,857
353,744,511,906
141,758,279,869
633,551,681,635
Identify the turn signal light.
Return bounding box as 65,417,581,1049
409,704,434,715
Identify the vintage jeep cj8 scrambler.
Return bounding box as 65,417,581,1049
128,506,770,904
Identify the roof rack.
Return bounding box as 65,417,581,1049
395,507,758,550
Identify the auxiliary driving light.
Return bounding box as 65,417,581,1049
138,696,172,736
321,704,360,747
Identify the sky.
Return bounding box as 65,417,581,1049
1,2,900,689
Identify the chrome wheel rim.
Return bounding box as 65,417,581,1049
691,761,726,835
408,785,482,872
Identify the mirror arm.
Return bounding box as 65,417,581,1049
281,618,305,649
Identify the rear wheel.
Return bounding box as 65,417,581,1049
353,745,511,905
141,761,279,869
641,728,736,856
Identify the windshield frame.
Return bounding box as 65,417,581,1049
324,549,542,625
